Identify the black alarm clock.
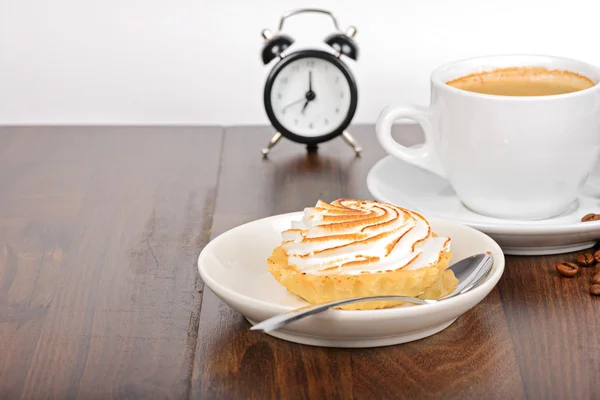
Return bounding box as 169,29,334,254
260,9,362,157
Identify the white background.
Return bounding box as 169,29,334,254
1,0,599,126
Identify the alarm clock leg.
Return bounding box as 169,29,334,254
342,131,362,156
261,132,282,157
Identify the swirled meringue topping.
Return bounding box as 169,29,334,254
280,199,450,276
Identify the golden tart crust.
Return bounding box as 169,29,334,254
267,245,457,310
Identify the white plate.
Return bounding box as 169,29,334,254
367,155,600,255
198,212,505,348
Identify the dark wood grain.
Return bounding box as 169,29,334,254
497,252,600,399
0,126,222,399
2,125,598,399
191,126,525,400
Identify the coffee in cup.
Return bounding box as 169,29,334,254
446,67,595,96
376,55,600,220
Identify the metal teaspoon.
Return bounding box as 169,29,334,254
250,253,493,333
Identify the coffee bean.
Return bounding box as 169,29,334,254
576,253,596,267
592,273,600,285
582,213,596,221
590,284,600,296
582,213,600,222
555,262,579,277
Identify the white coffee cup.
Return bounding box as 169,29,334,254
376,55,600,220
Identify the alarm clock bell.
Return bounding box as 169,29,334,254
259,8,362,157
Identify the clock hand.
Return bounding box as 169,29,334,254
301,100,309,114
282,97,306,112
281,72,315,113
301,87,317,115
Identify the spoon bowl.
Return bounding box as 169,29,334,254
251,253,493,333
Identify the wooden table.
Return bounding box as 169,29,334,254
0,126,598,399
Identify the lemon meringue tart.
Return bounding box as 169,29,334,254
267,199,458,310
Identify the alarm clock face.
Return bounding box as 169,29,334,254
264,51,357,143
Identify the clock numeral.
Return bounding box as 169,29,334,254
335,76,340,84
277,93,282,100
306,60,315,67
309,123,314,129
294,119,298,125
335,108,340,114
325,65,328,71
281,77,288,84
292,65,299,72
282,109,286,115
324,118,329,125
340,92,344,99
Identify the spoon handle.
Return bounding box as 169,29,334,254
250,295,434,333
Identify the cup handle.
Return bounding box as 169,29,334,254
375,104,446,178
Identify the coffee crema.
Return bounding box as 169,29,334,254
446,67,595,96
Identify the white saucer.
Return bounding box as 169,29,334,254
198,212,505,348
367,155,600,255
